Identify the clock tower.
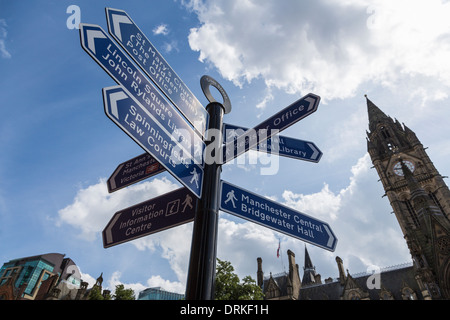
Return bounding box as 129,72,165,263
365,95,450,299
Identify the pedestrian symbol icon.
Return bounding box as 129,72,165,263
190,167,200,188
224,189,237,208
182,194,194,213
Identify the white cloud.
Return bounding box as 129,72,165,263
255,88,274,111
282,183,341,221
153,24,169,36
107,271,147,298
185,0,450,101
163,40,179,53
131,222,193,284
106,271,185,297
0,19,11,58
146,275,185,294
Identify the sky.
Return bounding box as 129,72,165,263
1,0,450,297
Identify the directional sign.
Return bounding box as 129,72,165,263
103,187,197,248
79,24,205,164
222,93,320,163
105,8,208,136
223,123,323,163
219,180,337,251
107,153,166,193
103,85,204,198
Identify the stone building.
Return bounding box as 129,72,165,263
257,248,422,300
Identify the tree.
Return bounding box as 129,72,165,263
87,286,104,300
113,284,135,300
214,258,264,300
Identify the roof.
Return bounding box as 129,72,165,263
299,265,424,300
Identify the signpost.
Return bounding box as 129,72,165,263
102,85,203,198
103,187,197,248
219,180,337,251
105,8,208,137
222,93,320,163
79,7,335,301
223,123,323,163
107,152,166,193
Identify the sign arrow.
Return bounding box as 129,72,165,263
219,180,337,251
110,12,132,41
223,123,323,163
85,29,106,54
222,93,320,163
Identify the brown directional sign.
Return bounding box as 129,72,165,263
103,187,197,248
107,153,166,193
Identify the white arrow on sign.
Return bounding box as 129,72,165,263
307,142,320,161
86,29,106,54
105,213,121,245
107,163,124,191
108,90,127,119
111,13,132,41
305,97,316,112
323,225,335,248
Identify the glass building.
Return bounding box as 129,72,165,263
138,287,185,300
0,253,81,300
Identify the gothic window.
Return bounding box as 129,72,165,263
380,126,391,139
436,236,450,255
429,192,446,214
403,200,420,228
267,287,278,299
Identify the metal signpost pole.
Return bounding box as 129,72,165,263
185,101,224,300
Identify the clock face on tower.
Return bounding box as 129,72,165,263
393,160,415,176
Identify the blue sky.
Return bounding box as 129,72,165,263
1,0,450,296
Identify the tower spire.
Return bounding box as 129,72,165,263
302,246,319,286
304,245,314,270
366,94,390,132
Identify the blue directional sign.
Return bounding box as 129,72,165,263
103,187,197,248
79,24,205,166
102,85,203,198
223,123,323,163
219,180,337,251
105,8,208,137
222,93,320,163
